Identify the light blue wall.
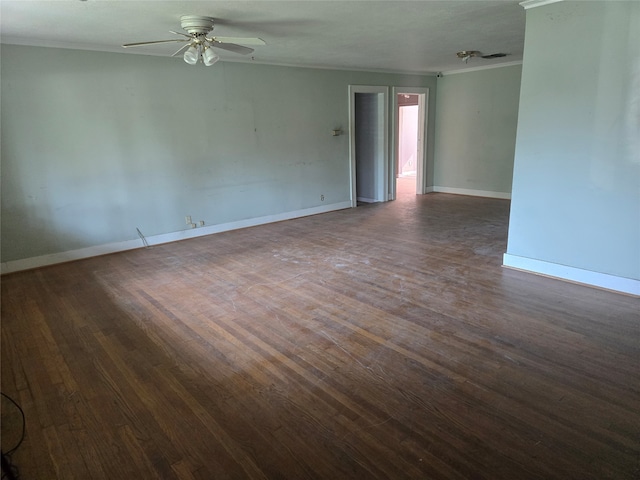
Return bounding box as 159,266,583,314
434,64,522,195
1,45,436,263
506,1,640,282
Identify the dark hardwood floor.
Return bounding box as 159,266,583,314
2,186,639,479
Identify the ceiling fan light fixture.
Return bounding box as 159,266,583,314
183,44,199,65
202,47,220,66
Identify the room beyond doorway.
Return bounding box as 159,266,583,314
397,94,419,181
392,87,428,200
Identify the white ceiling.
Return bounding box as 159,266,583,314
0,1,526,74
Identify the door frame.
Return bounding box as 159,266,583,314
391,87,429,199
348,85,390,207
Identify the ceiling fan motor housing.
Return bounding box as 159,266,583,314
180,15,215,35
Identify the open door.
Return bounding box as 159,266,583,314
348,86,389,206
391,87,429,199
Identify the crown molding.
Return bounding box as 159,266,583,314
0,40,440,77
520,0,563,10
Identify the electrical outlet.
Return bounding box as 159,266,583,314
190,223,197,229
320,195,325,201
185,215,192,224
199,220,205,226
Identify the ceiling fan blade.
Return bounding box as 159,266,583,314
171,43,192,57
481,53,508,59
122,39,188,48
211,42,254,55
169,30,192,39
213,37,266,46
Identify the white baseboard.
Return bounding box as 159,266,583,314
424,186,435,193
503,253,640,296
357,197,378,203
1,239,144,275
1,201,352,274
432,186,511,199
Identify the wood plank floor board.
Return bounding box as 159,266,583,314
125,274,480,476
122,290,338,478
161,272,636,478
2,192,639,479
91,336,243,475
327,268,639,388
308,278,639,420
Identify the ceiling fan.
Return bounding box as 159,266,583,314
122,15,266,66
456,50,509,64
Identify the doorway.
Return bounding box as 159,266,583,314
348,86,389,207
392,88,429,199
